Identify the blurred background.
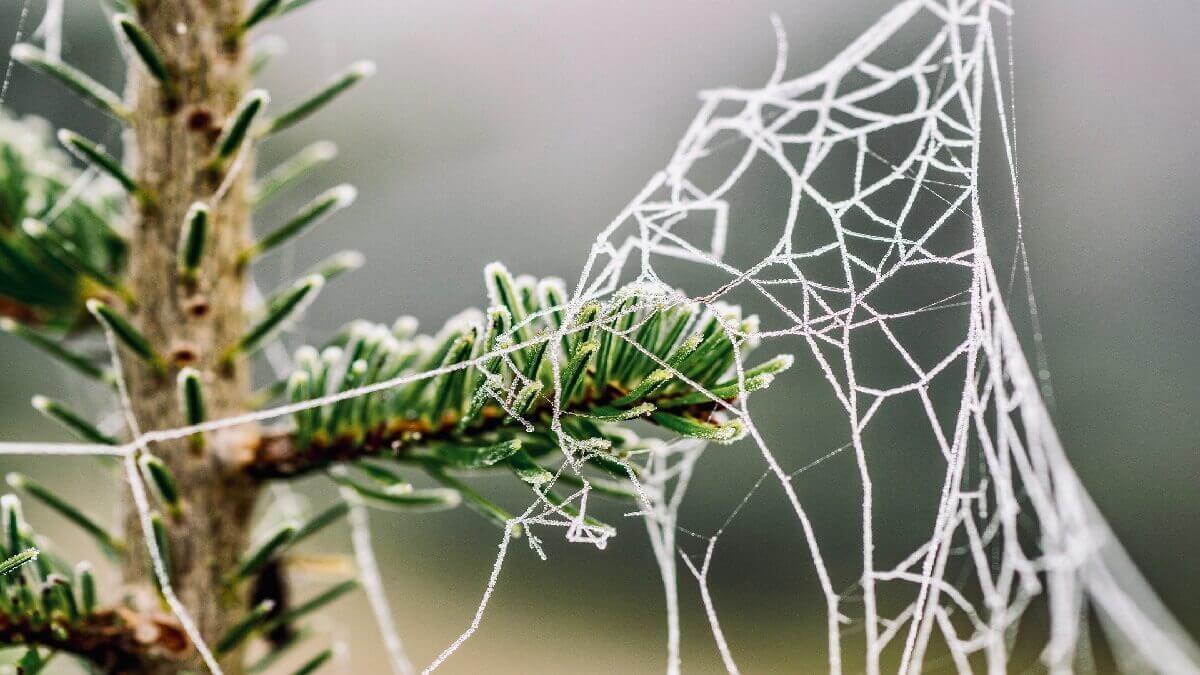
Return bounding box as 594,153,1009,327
0,1,1196,672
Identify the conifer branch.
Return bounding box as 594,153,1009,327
0,494,190,671
242,270,792,536
0,607,193,672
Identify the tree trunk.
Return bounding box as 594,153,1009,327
121,1,260,672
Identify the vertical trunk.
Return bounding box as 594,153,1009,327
121,1,260,672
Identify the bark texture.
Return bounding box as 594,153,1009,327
121,2,260,672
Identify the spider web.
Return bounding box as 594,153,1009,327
543,2,1200,673
1,1,1198,674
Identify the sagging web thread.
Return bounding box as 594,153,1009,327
2,1,1199,674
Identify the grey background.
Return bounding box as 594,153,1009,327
0,1,1196,672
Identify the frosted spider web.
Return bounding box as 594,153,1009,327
2,1,1199,674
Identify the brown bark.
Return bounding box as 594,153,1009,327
120,1,260,672
245,391,729,480
0,607,191,672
